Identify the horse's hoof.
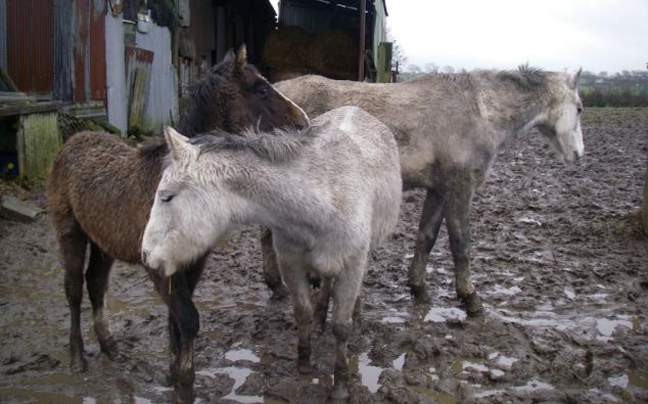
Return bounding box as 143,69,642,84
314,310,327,333
175,383,195,404
70,356,88,373
409,284,430,304
460,292,484,316
329,384,350,401
102,340,127,363
270,284,290,300
297,359,313,375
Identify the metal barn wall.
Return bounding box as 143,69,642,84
136,23,177,133
105,12,128,134
5,0,54,95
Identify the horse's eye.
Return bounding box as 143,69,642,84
159,191,175,203
257,85,269,97
577,106,583,114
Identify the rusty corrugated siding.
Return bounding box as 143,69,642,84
6,0,54,95
90,0,106,101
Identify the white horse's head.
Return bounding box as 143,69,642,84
537,68,585,163
141,127,233,276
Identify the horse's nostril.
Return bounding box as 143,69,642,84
573,151,581,162
141,251,147,264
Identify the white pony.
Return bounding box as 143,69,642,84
142,106,402,399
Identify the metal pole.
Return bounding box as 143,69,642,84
358,0,366,81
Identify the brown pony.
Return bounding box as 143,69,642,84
47,46,308,402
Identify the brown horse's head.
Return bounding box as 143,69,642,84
179,45,309,136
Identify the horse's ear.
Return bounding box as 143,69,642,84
164,126,193,162
235,44,247,70
222,48,235,65
568,67,582,89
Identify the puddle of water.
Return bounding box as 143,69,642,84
0,388,111,404
609,370,648,391
513,378,554,392
424,307,467,323
381,316,406,324
490,284,523,296
494,307,637,342
24,372,77,386
352,352,383,394
411,386,457,404
473,388,506,399
596,317,633,340
197,367,262,403
392,353,405,371
629,370,648,389
496,355,517,369
225,348,260,363
451,359,489,375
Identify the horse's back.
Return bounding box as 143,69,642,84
48,131,162,263
308,106,402,245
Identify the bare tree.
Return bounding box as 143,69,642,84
424,63,439,73
386,25,407,71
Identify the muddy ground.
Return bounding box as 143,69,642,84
1,107,647,404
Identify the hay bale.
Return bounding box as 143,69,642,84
263,26,312,70
308,29,358,79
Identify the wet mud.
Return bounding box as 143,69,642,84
1,108,647,404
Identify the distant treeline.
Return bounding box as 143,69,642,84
579,71,648,107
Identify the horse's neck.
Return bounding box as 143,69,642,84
228,158,329,242
477,78,548,144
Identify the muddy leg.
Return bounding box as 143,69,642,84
172,261,204,403
278,254,313,374
444,178,483,316
261,229,289,299
57,218,88,373
86,242,121,361
407,190,445,302
329,257,366,401
314,278,332,332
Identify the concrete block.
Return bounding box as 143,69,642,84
0,195,43,223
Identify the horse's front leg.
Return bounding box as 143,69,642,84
329,256,366,401
151,266,202,403
86,242,121,361
277,254,314,374
407,189,445,302
57,219,89,373
260,229,289,299
443,175,483,315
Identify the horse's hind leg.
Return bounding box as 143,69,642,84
314,278,332,332
277,254,313,374
86,242,120,361
443,176,483,315
329,256,367,401
407,189,445,302
261,229,289,299
57,217,88,372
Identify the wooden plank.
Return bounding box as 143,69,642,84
16,111,62,180
376,42,392,83
0,101,62,117
0,68,20,91
128,67,149,132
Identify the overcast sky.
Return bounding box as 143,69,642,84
270,0,647,74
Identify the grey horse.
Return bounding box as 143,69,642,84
275,66,584,314
141,106,402,399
